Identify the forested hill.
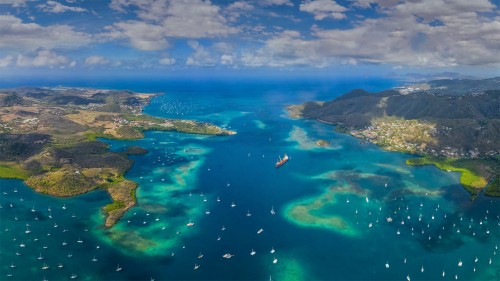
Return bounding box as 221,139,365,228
288,77,500,159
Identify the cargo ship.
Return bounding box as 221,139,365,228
275,154,289,168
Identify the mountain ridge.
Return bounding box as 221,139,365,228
287,77,500,197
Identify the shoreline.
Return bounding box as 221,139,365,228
287,108,497,197
0,87,236,227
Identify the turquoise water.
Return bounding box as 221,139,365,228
0,79,498,280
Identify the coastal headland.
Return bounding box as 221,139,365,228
0,87,235,227
287,77,500,197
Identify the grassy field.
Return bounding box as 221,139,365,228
406,157,490,196
0,162,30,180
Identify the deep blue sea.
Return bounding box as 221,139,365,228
0,78,498,281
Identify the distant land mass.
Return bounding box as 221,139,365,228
288,77,500,197
0,87,235,227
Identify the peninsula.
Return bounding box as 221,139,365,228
0,87,235,227
287,77,500,197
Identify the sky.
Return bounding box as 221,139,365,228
0,0,499,79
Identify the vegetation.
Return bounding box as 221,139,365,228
0,86,236,227
103,200,126,213
125,146,148,155
0,162,30,180
485,176,500,197
291,78,500,158
289,77,500,197
406,157,490,196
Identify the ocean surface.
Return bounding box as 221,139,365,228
0,78,499,281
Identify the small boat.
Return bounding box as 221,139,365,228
37,253,44,260
275,154,289,168
222,253,233,259
62,241,67,246
92,256,98,262
116,265,122,272
77,238,83,243
273,258,278,264
270,247,275,254
42,263,49,270
458,260,462,267
271,206,275,215
186,221,195,227
197,253,203,259
67,253,73,258
250,249,256,256
231,202,236,208
257,228,264,234
62,204,66,210
385,262,389,268
246,210,252,217
10,263,15,268
70,274,77,279
194,264,200,270
58,263,63,268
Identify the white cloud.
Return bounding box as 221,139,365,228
227,1,253,11
16,50,69,67
109,21,169,51
108,0,238,51
159,56,176,65
300,0,348,20
242,0,500,68
0,0,35,7
84,55,109,65
226,1,254,21
38,1,87,13
0,15,93,51
0,55,14,68
186,41,217,66
220,54,234,65
258,0,293,6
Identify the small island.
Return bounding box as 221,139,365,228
288,77,500,197
316,139,330,147
0,87,235,227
